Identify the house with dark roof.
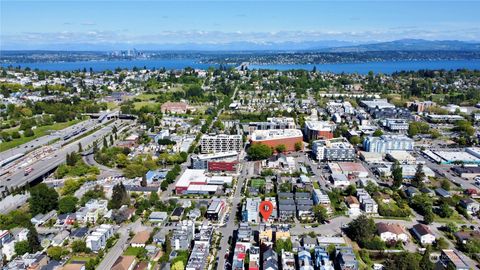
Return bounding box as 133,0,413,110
454,230,480,244
411,224,436,245
335,247,358,270
263,248,278,270
70,227,89,240
459,198,480,215
435,188,451,198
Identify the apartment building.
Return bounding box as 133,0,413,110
304,121,335,141
363,135,414,153
200,134,243,154
86,224,114,252
312,137,355,161
248,117,296,134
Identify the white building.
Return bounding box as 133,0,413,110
200,134,243,154
356,189,378,214
86,224,114,252
243,198,261,223
376,223,409,243
312,138,355,161
411,224,436,245
363,135,414,153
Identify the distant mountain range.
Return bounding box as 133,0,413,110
2,39,480,52
321,39,480,52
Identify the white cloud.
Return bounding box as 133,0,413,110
1,28,479,49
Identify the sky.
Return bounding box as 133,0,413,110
1,0,480,50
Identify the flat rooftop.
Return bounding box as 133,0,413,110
304,121,335,131
433,150,480,163
251,129,303,141
361,99,395,109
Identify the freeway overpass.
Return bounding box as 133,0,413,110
83,111,137,122
0,119,96,161
0,119,130,196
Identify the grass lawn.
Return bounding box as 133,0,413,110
250,178,266,188
0,119,82,152
133,101,159,110
124,246,145,256
106,102,119,110
68,255,93,263
434,212,466,224
136,93,159,101
313,181,320,189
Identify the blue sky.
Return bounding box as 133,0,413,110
1,1,480,49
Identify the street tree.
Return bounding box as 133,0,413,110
29,183,59,216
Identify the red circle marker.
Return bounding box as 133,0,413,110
259,201,273,221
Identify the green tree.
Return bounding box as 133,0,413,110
441,179,451,191
47,246,64,260
438,202,453,218
29,183,59,216
24,128,34,137
11,131,20,139
27,226,41,253
420,246,434,270
247,143,273,160
275,144,286,153
435,237,449,250
108,183,129,209
71,240,88,253
171,261,184,270
373,129,383,137
424,209,434,224
110,134,114,146
14,240,30,255
80,185,105,205
349,136,362,145
124,163,148,178
346,215,376,247
313,205,328,223
392,162,403,188
412,163,425,188
274,238,293,253
444,222,458,233
294,141,303,151
58,195,78,214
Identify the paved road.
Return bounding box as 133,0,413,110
0,119,96,159
216,161,248,270
96,219,143,270
83,152,122,179
0,120,123,190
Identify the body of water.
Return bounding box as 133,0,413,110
249,59,480,74
2,59,480,74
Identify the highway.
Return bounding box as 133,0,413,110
0,119,124,190
0,119,96,160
